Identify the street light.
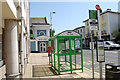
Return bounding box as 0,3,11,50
50,11,56,37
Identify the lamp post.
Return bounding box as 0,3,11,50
50,11,56,37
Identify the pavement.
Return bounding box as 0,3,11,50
24,53,105,79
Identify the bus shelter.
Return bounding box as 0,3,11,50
48,30,83,74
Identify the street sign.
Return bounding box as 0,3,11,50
90,25,98,30
89,19,98,30
96,40,105,62
95,4,100,10
89,10,98,19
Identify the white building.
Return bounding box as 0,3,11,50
73,26,86,47
83,9,120,47
30,17,50,53
0,0,30,79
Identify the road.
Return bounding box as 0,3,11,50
60,49,119,76
79,49,119,76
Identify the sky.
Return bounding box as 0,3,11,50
30,2,118,34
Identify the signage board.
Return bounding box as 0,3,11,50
96,40,105,62
89,19,98,30
89,10,98,19
59,31,80,36
90,25,98,30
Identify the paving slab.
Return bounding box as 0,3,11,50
24,53,105,79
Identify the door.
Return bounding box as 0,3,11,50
40,42,46,53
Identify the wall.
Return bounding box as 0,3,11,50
109,13,119,39
100,13,109,36
32,25,50,38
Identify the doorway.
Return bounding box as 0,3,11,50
40,42,46,53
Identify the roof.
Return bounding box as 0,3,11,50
83,10,120,23
100,10,120,15
30,17,50,26
83,19,89,23
49,30,82,40
74,26,85,30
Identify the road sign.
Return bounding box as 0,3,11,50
90,26,98,30
95,4,100,10
89,10,98,19
96,40,105,62
89,19,98,30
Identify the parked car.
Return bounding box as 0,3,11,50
104,41,120,50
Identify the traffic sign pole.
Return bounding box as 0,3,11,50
91,30,94,79
96,4,102,80
98,10,101,40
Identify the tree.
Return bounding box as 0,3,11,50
112,29,120,43
49,29,55,37
112,29,120,37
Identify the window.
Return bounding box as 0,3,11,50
96,32,98,35
88,30,89,36
87,22,89,26
103,26,107,34
81,29,82,33
78,30,79,33
37,30,46,37
102,16,105,21
106,42,110,45
30,29,33,34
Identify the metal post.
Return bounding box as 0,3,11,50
74,39,76,69
98,10,101,40
65,40,67,64
98,10,102,80
50,12,56,37
50,12,52,37
91,30,94,79
69,38,72,74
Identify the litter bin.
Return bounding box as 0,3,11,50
105,63,120,80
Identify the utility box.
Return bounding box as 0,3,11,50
105,63,120,80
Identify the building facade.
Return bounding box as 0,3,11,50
73,26,86,47
0,0,30,79
30,17,50,53
83,9,120,47
83,19,98,47
100,10,120,40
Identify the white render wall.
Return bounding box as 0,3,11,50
108,13,119,40
0,0,30,79
6,0,17,18
4,20,19,78
32,25,50,38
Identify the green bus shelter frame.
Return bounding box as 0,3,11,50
48,30,83,74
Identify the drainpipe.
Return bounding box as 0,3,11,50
20,17,24,78
20,1,24,78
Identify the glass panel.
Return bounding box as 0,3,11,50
44,48,45,51
43,43,45,46
41,47,42,51
75,38,81,53
59,39,65,54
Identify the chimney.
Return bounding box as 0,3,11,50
107,9,111,11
